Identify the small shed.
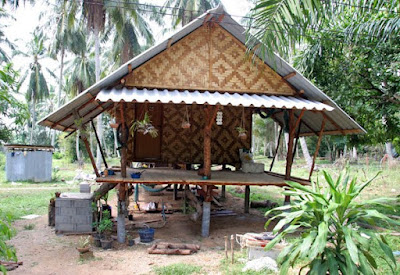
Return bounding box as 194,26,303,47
4,144,54,182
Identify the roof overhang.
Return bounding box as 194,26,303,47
38,4,365,136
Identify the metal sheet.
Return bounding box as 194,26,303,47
97,88,334,112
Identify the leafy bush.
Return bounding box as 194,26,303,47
0,210,17,273
0,152,5,170
154,263,202,275
265,169,399,274
52,151,64,160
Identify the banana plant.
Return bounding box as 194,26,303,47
265,169,399,274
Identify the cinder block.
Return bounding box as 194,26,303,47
80,183,91,193
55,199,72,208
60,207,76,216
76,207,91,215
72,215,92,224
74,200,91,208
55,207,61,215
75,224,92,232
55,215,72,224
56,223,75,232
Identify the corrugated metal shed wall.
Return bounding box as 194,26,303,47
5,150,52,182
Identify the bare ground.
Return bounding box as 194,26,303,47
9,186,272,275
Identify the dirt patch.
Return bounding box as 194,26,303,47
9,186,273,274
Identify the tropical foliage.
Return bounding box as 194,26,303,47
265,169,399,274
0,210,17,274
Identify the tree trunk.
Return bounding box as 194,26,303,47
51,46,65,146
385,142,394,160
76,131,81,164
300,137,313,168
352,146,358,161
94,29,103,170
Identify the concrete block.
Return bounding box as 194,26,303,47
74,200,91,208
242,162,264,173
75,224,92,232
80,183,91,193
72,215,92,224
55,215,72,224
56,223,75,232
60,207,76,216
76,207,91,215
55,207,61,215
55,199,72,208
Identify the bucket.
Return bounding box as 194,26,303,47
138,226,155,243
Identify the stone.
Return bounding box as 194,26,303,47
242,256,278,273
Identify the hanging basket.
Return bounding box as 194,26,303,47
238,132,247,140
181,121,191,129
109,123,119,129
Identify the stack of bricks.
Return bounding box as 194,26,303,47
55,193,93,233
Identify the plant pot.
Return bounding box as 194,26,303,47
92,234,102,247
128,239,135,246
238,133,247,140
109,123,119,129
100,239,112,250
77,247,90,254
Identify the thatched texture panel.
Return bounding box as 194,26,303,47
159,104,252,165
125,25,295,96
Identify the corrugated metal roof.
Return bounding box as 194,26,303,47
97,88,334,112
38,4,365,136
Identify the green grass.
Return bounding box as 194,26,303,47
153,263,202,275
0,187,78,221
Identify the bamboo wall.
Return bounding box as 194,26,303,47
124,103,252,166
125,25,295,96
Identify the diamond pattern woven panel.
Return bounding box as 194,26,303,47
159,104,252,165
125,25,295,96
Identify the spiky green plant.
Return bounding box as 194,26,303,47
265,169,399,274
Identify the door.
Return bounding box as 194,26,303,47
134,103,162,161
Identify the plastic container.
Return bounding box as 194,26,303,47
130,172,141,179
138,226,155,243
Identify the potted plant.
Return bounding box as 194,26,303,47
130,112,158,138
91,202,102,247
181,106,191,129
76,236,91,254
236,126,247,140
98,210,113,250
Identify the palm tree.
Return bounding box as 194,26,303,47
106,0,154,65
64,29,95,164
164,0,221,27
0,8,15,63
248,0,400,59
25,28,49,144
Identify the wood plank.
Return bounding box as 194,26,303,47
323,112,345,135
300,129,362,137
283,72,296,80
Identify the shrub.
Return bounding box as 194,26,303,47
265,169,399,274
0,210,17,273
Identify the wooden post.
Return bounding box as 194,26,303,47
285,110,295,180
117,102,127,244
221,185,226,199
91,120,108,169
203,105,219,178
173,184,178,200
292,121,302,163
270,126,283,171
244,185,250,213
224,236,228,259
230,234,235,264
72,109,100,177
309,116,326,180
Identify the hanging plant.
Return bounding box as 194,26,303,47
130,112,158,138
181,105,191,129
237,107,247,140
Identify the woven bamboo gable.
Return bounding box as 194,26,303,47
125,25,296,95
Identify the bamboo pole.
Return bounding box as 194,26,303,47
225,236,228,259
270,126,283,171
230,234,235,264
203,105,219,178
91,120,108,169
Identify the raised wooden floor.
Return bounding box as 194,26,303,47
96,168,310,187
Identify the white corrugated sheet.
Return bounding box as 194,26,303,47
97,88,334,111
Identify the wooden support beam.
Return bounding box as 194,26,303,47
63,101,108,131
290,109,305,137
285,110,295,180
292,121,302,163
203,13,212,26
244,186,250,213
293,113,319,136
128,64,132,73
283,72,296,80
167,38,173,49
323,113,345,135
203,105,219,178
309,116,326,180
300,128,362,137
72,109,100,178
216,13,225,23
270,126,283,172
91,120,108,169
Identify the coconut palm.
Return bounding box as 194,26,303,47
82,0,106,169
105,0,154,65
25,28,50,144
164,0,221,27
248,0,400,59
0,8,15,63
